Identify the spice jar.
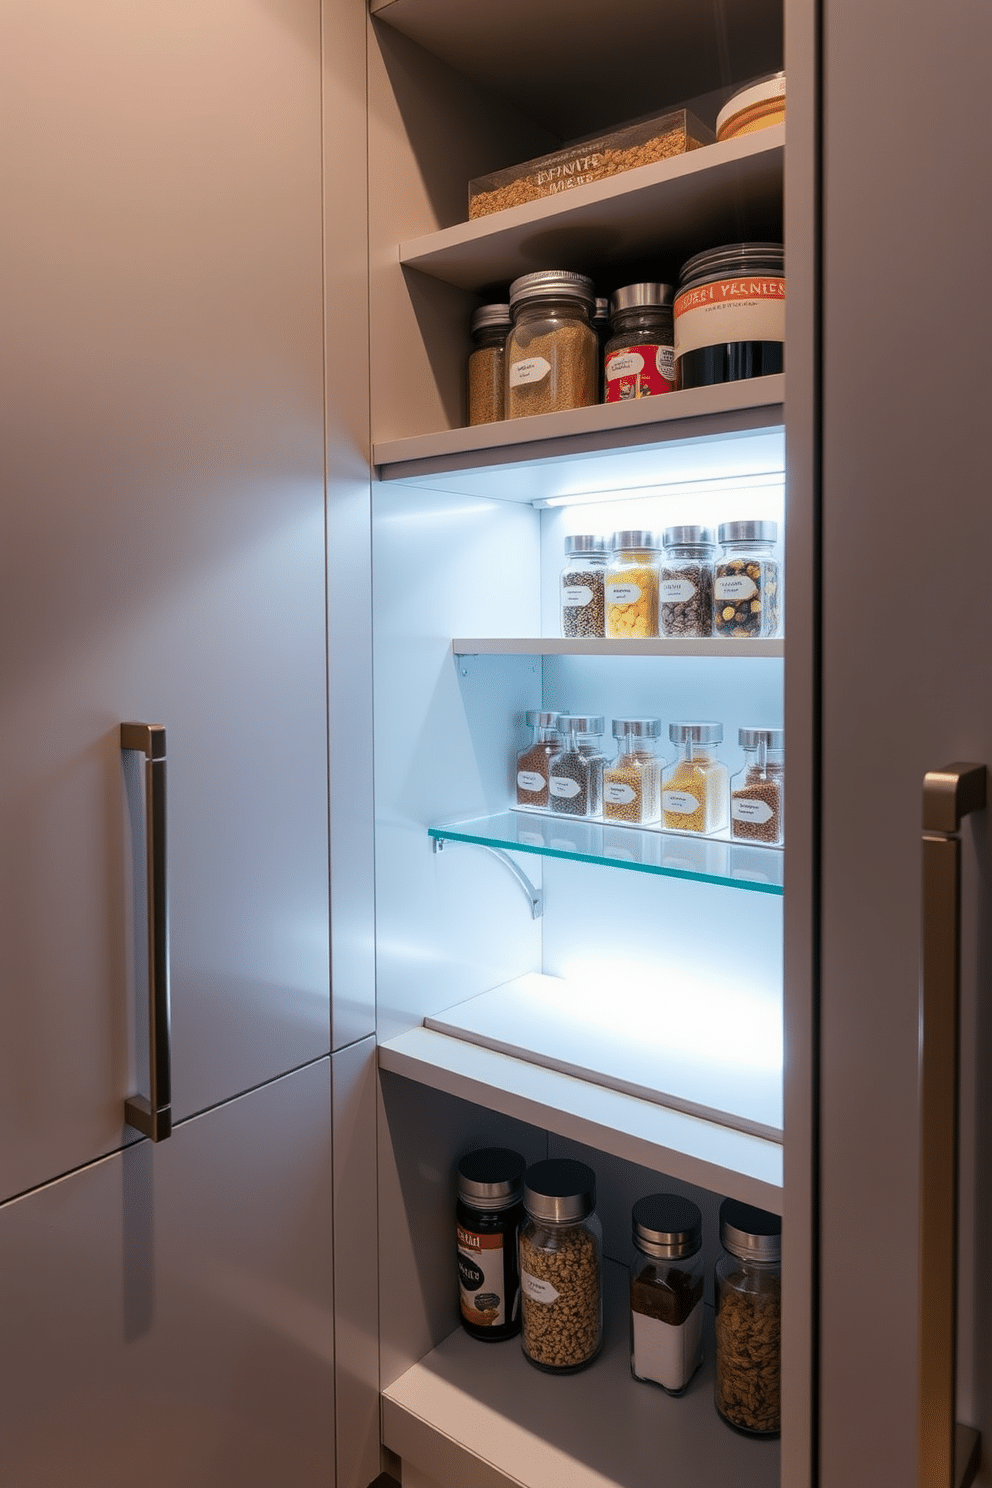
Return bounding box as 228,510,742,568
660,525,715,639
519,1158,602,1373
604,283,675,402
674,243,785,390
549,715,606,817
467,303,512,426
731,728,784,844
456,1148,526,1341
560,535,607,638
630,1194,705,1395
604,718,664,824
506,271,598,419
663,722,729,834
515,711,561,810
714,1198,781,1436
605,530,661,639
714,520,781,638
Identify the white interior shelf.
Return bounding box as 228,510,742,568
452,636,784,658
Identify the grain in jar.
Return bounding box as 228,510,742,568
467,303,512,425
549,715,606,817
560,535,607,638
506,271,598,419
519,1159,602,1373
714,520,781,638
660,525,715,638
662,721,729,834
630,1194,705,1395
731,727,784,844
456,1148,526,1342
604,283,675,402
714,1199,781,1436
605,530,660,639
515,711,562,809
603,717,664,824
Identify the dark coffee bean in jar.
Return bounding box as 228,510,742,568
604,283,675,402
674,243,784,390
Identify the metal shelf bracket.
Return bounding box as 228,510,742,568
432,835,543,919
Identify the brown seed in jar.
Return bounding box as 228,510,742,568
520,1224,601,1369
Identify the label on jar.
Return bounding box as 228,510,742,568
732,796,775,824
604,343,675,402
661,577,697,602
673,276,785,358
517,771,546,793
563,584,593,607
605,780,637,805
606,582,642,605
520,1269,560,1305
509,356,552,387
457,1225,508,1327
632,1301,703,1391
663,790,701,815
715,574,759,601
550,776,581,799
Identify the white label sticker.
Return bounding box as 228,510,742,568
606,582,642,605
550,776,581,798
732,796,774,824
715,575,758,601
606,350,645,380
605,780,637,805
664,790,700,815
563,584,593,607
661,578,697,602
673,277,785,357
656,345,676,380
521,1270,560,1305
517,771,546,793
509,356,552,387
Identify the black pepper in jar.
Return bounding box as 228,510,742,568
548,715,605,817
560,534,607,638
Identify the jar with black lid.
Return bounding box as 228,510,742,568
674,243,784,390
604,283,675,402
456,1148,526,1341
506,271,598,418
714,1198,781,1435
467,303,512,426
519,1158,602,1372
630,1193,705,1395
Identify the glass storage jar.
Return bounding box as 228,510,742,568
506,271,598,419
662,722,729,834
467,303,512,426
659,525,715,638
605,530,661,639
603,718,664,824
604,283,675,402
630,1193,705,1395
674,243,785,390
714,520,781,638
549,715,606,818
519,1159,602,1373
731,727,784,844
560,535,607,638
456,1148,526,1342
714,1198,781,1436
515,711,561,810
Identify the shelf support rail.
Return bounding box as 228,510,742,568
432,835,543,919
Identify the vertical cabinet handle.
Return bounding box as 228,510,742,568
919,763,985,1488
121,723,172,1142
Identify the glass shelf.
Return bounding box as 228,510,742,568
428,810,783,894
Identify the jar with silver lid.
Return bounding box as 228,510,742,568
519,1159,602,1373
549,715,606,817
731,727,784,844
515,711,561,810
603,718,664,824
714,520,781,638
506,271,598,419
630,1194,705,1395
660,525,715,638
674,243,785,390
604,283,675,402
467,303,512,426
662,721,729,835
456,1148,526,1341
605,530,661,639
714,1198,781,1436
560,534,607,638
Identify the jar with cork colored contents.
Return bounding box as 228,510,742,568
714,1199,781,1436
549,715,606,818
605,531,661,639
506,271,598,419
519,1159,602,1374
603,718,664,824
467,303,512,426
662,722,729,834
456,1148,526,1342
560,535,607,638
515,711,561,810
714,520,781,638
604,283,675,403
660,525,715,639
731,728,784,845
630,1194,705,1395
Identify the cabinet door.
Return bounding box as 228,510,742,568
0,1060,334,1487
0,0,329,1201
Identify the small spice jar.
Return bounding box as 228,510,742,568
467,303,512,426
519,1158,602,1373
660,525,715,639
663,722,730,834
549,715,606,817
560,535,607,638
604,283,675,402
630,1194,705,1395
506,271,598,419
714,1198,781,1436
731,728,784,844
456,1148,527,1341
674,243,785,390
515,711,561,810
603,718,664,824
605,530,661,639
714,520,781,638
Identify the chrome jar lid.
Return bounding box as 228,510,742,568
525,711,559,729
739,727,785,749
509,270,596,312
558,714,605,735
718,520,778,544
719,1197,781,1262
470,302,512,333
678,242,784,292
610,529,660,551
669,721,724,745
612,717,662,738
609,282,673,314
632,1193,703,1258
663,524,715,548
564,534,608,555
523,1158,596,1223
457,1148,527,1210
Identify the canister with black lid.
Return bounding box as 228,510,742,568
630,1193,705,1394
674,243,785,389
604,283,675,402
456,1148,526,1341
519,1158,602,1372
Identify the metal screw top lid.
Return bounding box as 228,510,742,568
525,710,560,729
663,524,715,548
610,529,660,551
718,519,778,544
678,242,784,290
609,282,674,314
669,720,724,745
564,534,608,556
719,1197,781,1262
457,1148,527,1210
738,727,785,749
509,270,596,311
558,714,605,735
470,303,512,333
593,297,611,328
523,1158,596,1223
632,1193,703,1258
612,717,662,739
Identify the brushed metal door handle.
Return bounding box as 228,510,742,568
121,723,172,1142
919,763,985,1488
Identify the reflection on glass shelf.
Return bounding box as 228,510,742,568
428,810,783,894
